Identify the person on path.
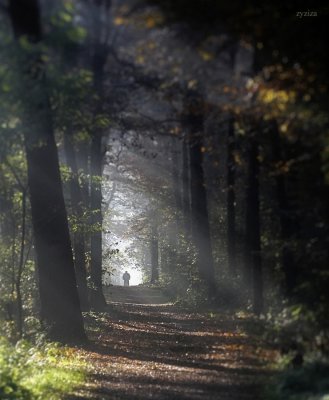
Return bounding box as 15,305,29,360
122,271,131,286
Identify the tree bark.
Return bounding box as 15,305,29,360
64,132,90,311
89,131,107,308
182,136,191,236
171,137,181,253
270,121,298,296
8,0,86,342
16,188,26,338
184,91,216,299
150,220,159,283
172,137,183,216
245,138,263,315
189,134,216,298
88,2,110,309
226,117,236,275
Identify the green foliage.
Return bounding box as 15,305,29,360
0,337,85,400
265,305,329,360
48,2,87,48
159,233,198,302
267,362,329,400
264,307,329,400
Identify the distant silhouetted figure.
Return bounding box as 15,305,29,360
122,271,131,286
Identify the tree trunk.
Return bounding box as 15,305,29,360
64,133,90,311
172,137,183,216
245,138,263,315
16,189,26,338
226,117,236,275
88,2,109,309
8,0,86,342
76,139,91,211
270,121,298,296
185,91,216,299
171,137,181,254
182,137,191,236
189,134,216,298
150,221,159,283
89,131,107,309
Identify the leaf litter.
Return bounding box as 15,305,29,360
67,287,277,400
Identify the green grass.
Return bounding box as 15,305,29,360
0,337,85,400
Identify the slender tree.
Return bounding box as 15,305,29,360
245,136,263,315
270,121,298,296
150,219,159,283
64,132,90,311
226,116,236,275
90,129,107,308
88,0,110,309
181,135,191,236
171,137,183,223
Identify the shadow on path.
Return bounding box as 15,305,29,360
68,286,276,400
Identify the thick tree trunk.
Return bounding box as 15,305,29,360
64,133,90,311
150,221,159,283
189,134,216,298
184,91,216,299
245,138,263,315
8,0,86,342
25,127,86,340
226,117,236,275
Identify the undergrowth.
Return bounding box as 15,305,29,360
0,337,85,400
264,304,329,400
266,361,329,400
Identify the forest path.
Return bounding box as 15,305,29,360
105,285,171,304
71,286,276,400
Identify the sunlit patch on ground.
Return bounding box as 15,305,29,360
71,287,277,400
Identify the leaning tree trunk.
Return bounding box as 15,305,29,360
245,137,263,315
64,132,90,311
8,0,86,342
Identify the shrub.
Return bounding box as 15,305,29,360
267,362,329,400
0,337,85,400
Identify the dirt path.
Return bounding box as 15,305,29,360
71,286,275,400
105,285,171,304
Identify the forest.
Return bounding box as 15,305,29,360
0,0,328,399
